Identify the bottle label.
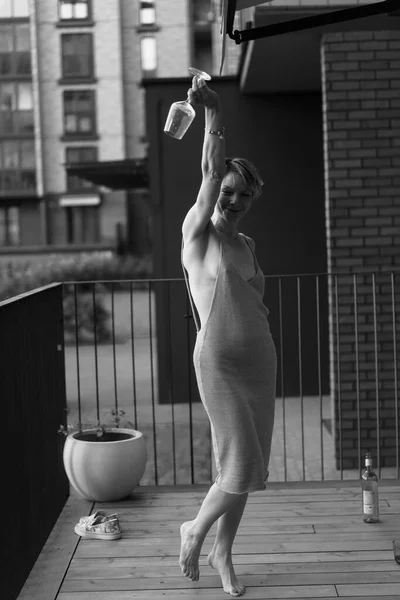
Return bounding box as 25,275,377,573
363,490,377,514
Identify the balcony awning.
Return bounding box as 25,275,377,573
222,0,400,45
65,158,148,190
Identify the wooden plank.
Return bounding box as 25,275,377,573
108,498,398,508
74,539,394,559
134,481,400,493
66,558,400,579
58,585,337,599
314,522,400,533
337,583,400,596
85,504,398,520
61,570,400,591
67,550,395,567
131,500,398,511
58,588,400,600
111,522,316,535
17,489,93,600
74,530,400,545
102,493,363,506
98,489,400,512
101,490,399,506
108,513,399,526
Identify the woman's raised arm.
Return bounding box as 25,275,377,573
182,77,226,242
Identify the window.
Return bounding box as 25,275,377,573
15,23,30,74
0,206,20,246
0,139,36,192
65,146,97,190
0,0,29,18
64,203,99,244
140,37,157,75
0,24,31,76
59,0,90,21
61,34,94,80
0,27,12,75
140,1,155,25
63,90,96,136
0,81,34,134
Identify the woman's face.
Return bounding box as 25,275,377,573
216,172,253,222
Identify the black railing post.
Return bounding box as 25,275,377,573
334,275,343,479
278,277,287,482
353,274,362,475
296,276,305,481
111,281,119,421
391,272,399,479
129,281,138,430
92,283,100,428
148,280,158,485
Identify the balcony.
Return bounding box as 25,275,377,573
2,274,399,600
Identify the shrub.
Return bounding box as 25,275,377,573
0,252,153,342
0,252,152,302
63,285,111,344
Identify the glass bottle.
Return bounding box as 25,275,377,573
361,452,379,523
164,67,211,140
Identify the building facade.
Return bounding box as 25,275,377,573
0,0,240,252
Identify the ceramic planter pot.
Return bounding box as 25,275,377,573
63,428,147,501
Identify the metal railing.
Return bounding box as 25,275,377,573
61,271,400,485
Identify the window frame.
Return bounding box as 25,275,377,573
0,205,20,247
0,0,29,19
139,1,156,26
61,33,95,81
58,0,92,23
0,138,36,193
0,80,34,135
62,89,97,138
0,22,31,78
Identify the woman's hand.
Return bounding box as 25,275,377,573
187,76,220,111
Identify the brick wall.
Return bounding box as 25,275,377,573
321,31,400,470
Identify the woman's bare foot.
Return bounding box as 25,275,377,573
208,550,246,596
179,521,203,581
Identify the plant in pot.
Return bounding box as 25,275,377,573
59,409,147,502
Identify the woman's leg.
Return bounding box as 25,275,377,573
179,483,242,582
207,493,248,596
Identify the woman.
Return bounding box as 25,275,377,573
180,76,277,597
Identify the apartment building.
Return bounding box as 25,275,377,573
0,0,239,251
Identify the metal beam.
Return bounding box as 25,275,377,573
228,0,399,44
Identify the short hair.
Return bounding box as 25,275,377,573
225,157,263,199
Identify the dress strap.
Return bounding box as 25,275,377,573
181,237,201,333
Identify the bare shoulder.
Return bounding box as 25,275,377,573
241,233,256,251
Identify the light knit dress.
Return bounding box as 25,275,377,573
181,230,277,494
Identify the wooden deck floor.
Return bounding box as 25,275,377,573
19,481,400,600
